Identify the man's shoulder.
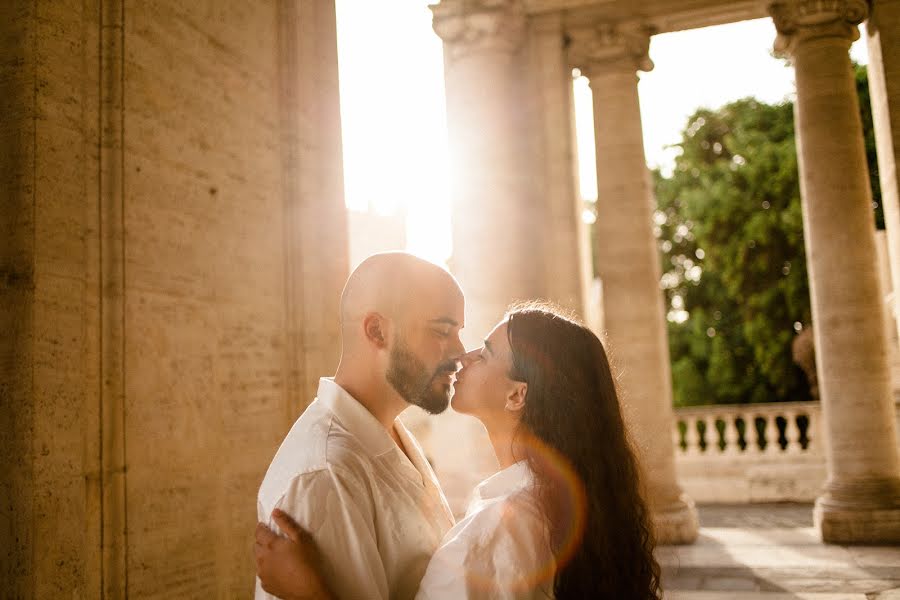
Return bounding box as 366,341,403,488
257,399,376,513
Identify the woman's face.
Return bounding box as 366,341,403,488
450,319,521,421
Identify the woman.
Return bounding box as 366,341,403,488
257,304,661,599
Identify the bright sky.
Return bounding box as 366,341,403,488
334,1,870,261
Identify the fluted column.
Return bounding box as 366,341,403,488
868,0,900,343
770,0,900,544
568,23,699,545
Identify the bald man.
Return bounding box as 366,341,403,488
256,253,466,600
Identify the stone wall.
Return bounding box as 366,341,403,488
0,1,348,597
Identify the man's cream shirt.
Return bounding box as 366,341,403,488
256,378,455,600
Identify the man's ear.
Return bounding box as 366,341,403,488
505,382,527,412
363,313,389,349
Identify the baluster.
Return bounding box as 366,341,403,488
785,411,802,454
775,413,788,452
673,421,684,454
747,414,762,454
764,413,778,454
685,417,700,455
704,416,717,453
724,414,741,454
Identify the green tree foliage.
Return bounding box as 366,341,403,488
857,64,885,229
655,65,881,407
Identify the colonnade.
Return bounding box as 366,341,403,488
432,0,900,544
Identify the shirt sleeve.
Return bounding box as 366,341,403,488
416,498,555,600
268,466,389,600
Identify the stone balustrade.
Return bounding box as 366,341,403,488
671,400,900,504
674,401,823,457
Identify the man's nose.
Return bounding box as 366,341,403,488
449,336,465,360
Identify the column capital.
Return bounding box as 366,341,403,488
567,22,655,80
431,0,526,59
768,0,869,54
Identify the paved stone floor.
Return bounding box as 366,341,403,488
658,504,900,600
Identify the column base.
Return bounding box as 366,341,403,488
652,493,699,545
814,478,900,544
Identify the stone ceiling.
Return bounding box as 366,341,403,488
522,0,768,34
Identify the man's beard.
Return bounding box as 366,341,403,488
386,338,456,415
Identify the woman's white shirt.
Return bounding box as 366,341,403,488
416,461,556,600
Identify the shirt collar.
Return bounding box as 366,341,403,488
316,377,396,457
474,461,534,501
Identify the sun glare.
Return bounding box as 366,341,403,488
335,9,870,266
335,0,452,265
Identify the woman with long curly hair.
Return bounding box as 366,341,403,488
257,303,661,599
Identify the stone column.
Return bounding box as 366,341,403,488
568,23,699,545
868,0,900,343
770,0,900,544
527,13,588,316
429,0,536,514
432,0,542,347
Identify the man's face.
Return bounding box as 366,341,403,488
385,283,465,414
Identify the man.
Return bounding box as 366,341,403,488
255,252,465,600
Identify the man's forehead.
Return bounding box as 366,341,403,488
416,287,464,318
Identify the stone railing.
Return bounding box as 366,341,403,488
672,400,900,503
672,401,826,503
674,401,823,457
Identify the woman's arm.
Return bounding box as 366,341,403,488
255,509,337,600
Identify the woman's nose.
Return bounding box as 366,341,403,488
460,348,480,367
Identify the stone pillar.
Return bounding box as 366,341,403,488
875,231,900,398
2,0,351,595
770,0,900,544
429,0,536,513
432,0,542,346
527,14,588,316
568,23,699,545
868,0,900,343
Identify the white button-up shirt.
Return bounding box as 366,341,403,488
416,461,556,600
256,378,455,600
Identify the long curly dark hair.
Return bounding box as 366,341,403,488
506,304,661,599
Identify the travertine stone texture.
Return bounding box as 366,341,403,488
524,0,769,36
432,0,589,331
429,0,541,513
868,0,900,344
875,231,900,398
770,0,900,544
526,13,588,316
2,1,103,596
430,0,529,513
1,0,348,597
279,0,349,422
428,0,590,515
433,0,542,345
568,22,699,545
0,0,34,591
99,1,127,594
